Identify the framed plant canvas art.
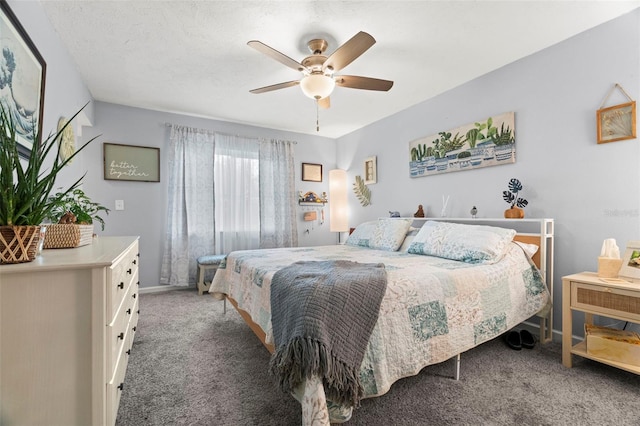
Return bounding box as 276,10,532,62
0,0,47,159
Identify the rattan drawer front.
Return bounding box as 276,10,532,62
572,282,640,321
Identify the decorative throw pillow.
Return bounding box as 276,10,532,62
398,228,420,252
345,221,377,248
346,219,413,251
369,218,413,251
407,221,516,264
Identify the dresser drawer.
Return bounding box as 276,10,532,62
107,279,138,380
107,242,139,319
106,344,129,426
571,281,640,322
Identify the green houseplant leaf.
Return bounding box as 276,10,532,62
0,102,100,226
46,188,110,231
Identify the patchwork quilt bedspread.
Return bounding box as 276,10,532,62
210,242,550,421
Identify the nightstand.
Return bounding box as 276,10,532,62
562,272,640,374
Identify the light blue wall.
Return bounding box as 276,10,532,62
336,10,640,336
80,102,336,288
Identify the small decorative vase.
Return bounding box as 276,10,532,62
504,207,525,219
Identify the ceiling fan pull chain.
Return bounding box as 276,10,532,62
316,100,320,132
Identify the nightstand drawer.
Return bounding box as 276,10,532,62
571,281,640,321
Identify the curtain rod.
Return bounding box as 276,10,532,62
164,122,297,144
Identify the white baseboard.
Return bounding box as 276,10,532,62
521,319,563,344
139,285,192,294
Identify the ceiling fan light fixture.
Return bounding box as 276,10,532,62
300,74,335,100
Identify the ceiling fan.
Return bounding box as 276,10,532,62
248,31,393,109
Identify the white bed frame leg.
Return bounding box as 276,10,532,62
453,354,460,381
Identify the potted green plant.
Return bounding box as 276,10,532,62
43,188,110,249
0,102,98,263
502,178,528,218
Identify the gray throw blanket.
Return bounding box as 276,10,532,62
269,260,387,408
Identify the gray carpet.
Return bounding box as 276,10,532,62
116,289,640,426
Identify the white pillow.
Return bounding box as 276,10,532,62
345,221,377,248
369,218,413,251
514,241,539,258
407,221,516,264
346,219,412,251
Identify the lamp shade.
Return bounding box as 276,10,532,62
300,74,335,100
329,169,348,233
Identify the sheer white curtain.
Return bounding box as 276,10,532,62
161,129,298,286
214,134,261,254
160,125,215,286
260,139,298,248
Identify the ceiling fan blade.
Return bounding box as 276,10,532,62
318,97,330,109
250,80,300,94
323,31,375,72
335,75,394,91
247,40,309,73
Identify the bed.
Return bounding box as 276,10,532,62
210,218,552,425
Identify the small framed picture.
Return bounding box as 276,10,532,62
302,162,322,182
619,241,640,281
597,101,636,144
364,156,377,184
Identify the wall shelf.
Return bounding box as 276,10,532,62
299,201,326,206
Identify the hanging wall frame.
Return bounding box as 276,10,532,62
597,84,636,144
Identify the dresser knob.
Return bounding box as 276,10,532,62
133,259,137,265
127,268,132,274
118,282,124,289
132,293,137,299
117,332,124,340
117,383,124,391
126,349,131,356
133,326,137,332
126,309,131,315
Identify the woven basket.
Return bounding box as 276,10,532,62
43,224,94,249
0,225,41,264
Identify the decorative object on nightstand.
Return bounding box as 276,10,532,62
502,178,528,218
597,238,622,278
389,211,400,218
413,204,425,217
619,240,640,281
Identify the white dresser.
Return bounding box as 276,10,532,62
0,236,140,426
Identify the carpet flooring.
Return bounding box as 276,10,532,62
116,289,640,425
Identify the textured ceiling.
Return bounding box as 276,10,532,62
40,0,640,138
